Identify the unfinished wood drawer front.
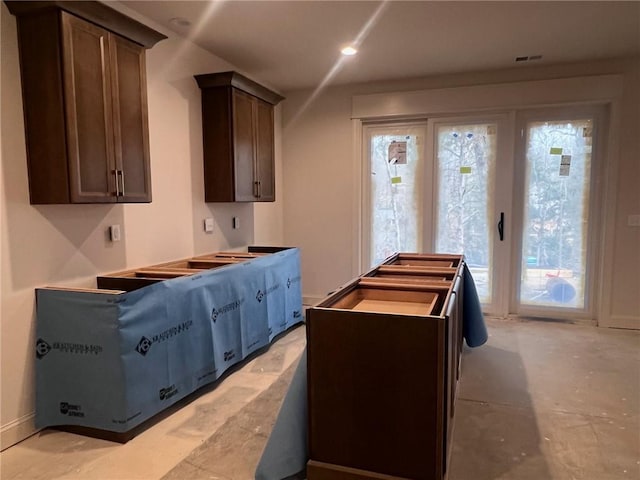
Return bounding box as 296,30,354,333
212,251,267,258
359,277,452,290
375,266,458,286
327,286,440,317
396,259,453,267
97,259,239,291
372,274,449,282
351,298,431,316
307,309,445,480
133,268,205,279
393,254,462,268
158,259,240,270
97,274,162,292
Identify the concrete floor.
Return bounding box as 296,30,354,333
449,318,640,480
0,327,307,480
1,318,638,479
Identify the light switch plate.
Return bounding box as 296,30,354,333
233,217,240,229
204,218,214,233
109,225,121,242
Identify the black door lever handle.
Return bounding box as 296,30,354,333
498,212,505,241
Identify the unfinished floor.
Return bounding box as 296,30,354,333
1,318,638,479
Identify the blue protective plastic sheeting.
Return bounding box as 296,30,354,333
462,263,488,347
255,350,308,480
35,248,303,433
36,290,126,431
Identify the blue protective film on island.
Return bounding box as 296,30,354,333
462,263,488,347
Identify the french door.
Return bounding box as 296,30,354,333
363,105,605,319
364,122,427,266
428,115,512,315
513,106,605,318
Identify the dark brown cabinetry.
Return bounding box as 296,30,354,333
6,1,165,204
307,253,465,480
195,72,284,202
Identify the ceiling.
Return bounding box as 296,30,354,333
122,1,640,92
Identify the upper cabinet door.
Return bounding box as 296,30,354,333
61,12,116,203
232,89,258,202
110,34,152,203
255,98,275,201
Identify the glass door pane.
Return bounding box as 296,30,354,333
434,123,497,304
366,124,425,267
519,118,593,309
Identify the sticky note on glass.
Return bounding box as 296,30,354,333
550,147,563,155
561,155,571,166
391,176,402,184
460,166,472,174
559,165,570,176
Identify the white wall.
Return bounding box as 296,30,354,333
282,58,640,327
0,2,283,448
254,106,285,245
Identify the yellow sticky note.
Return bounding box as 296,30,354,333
391,176,402,184
550,147,563,155
460,166,472,174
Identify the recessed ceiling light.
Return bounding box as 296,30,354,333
169,17,191,28
341,46,358,56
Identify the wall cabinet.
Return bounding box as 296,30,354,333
6,1,165,204
195,72,284,202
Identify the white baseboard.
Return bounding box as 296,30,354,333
600,315,640,330
1,412,38,451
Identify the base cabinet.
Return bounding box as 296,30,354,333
307,253,464,480
34,246,303,441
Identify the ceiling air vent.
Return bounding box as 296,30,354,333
515,55,543,63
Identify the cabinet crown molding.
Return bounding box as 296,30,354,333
195,71,284,105
4,0,167,48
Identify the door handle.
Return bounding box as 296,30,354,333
119,170,125,197
498,212,505,241
113,170,120,197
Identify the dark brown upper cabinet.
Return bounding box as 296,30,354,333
5,1,166,204
195,72,284,202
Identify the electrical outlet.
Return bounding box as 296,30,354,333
233,217,240,229
628,214,640,227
